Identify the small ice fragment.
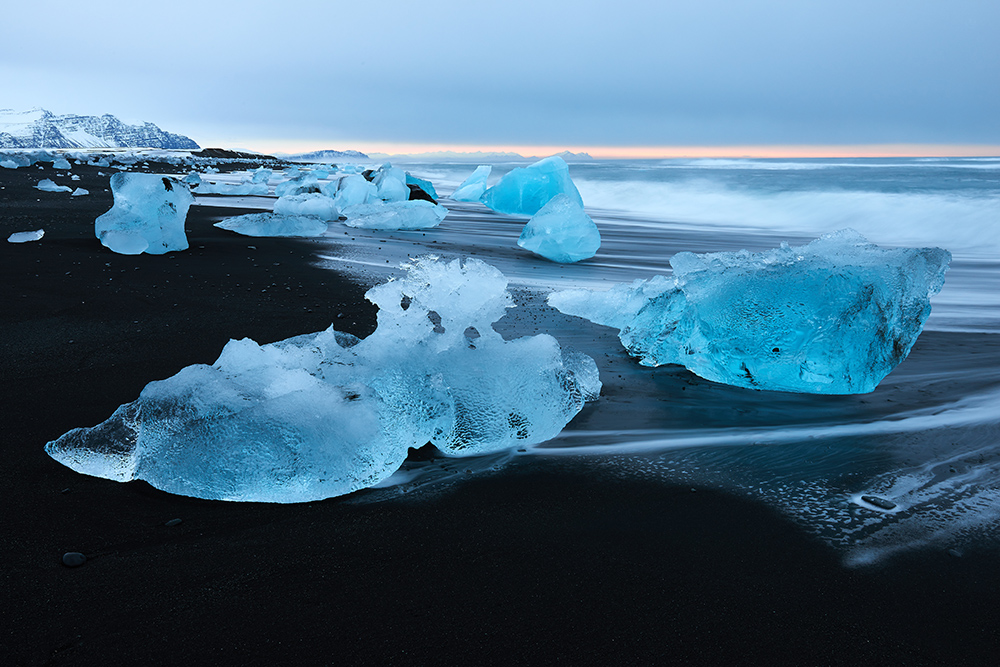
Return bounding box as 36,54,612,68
52,157,72,170
549,230,951,394
251,167,272,184
71,188,89,197
214,212,328,237
71,174,80,181
273,193,340,221
1,159,17,169
405,173,438,200
183,171,201,186
481,156,583,216
450,165,491,202
517,193,600,263
343,200,447,230
36,179,73,193
8,229,45,243
95,173,193,255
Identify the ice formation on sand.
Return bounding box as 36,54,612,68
52,157,72,170
481,156,583,216
95,174,193,255
36,178,73,193
450,165,491,202
406,173,438,200
8,229,44,243
214,212,328,237
549,230,951,394
326,174,377,209
343,200,447,230
273,193,340,221
517,194,600,263
71,188,89,197
371,163,410,202
46,257,601,503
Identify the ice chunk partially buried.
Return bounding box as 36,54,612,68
549,230,951,394
481,156,583,216
214,212,328,237
95,173,193,255
517,194,600,263
450,165,491,202
343,200,447,230
46,257,601,502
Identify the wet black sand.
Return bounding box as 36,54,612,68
2,161,999,665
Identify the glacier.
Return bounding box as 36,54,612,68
517,194,601,263
481,156,583,216
549,230,951,394
343,200,448,230
214,212,328,237
450,165,491,202
95,173,193,255
45,257,601,502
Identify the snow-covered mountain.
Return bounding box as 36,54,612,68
275,148,369,162
0,108,200,150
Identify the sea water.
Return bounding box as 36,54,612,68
266,156,1000,564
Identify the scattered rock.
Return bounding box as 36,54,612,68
164,518,183,527
62,552,86,567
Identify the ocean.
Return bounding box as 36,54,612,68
317,156,1000,566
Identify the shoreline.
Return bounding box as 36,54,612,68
3,160,999,664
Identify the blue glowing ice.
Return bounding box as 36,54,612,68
405,173,438,200
549,230,951,394
481,156,583,216
45,257,600,502
517,194,600,263
214,212,328,237
95,173,193,255
343,200,448,230
450,165,491,202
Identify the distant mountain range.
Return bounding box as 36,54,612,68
0,108,200,150
275,149,370,162
367,150,595,162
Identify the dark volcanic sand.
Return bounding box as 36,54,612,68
2,161,999,665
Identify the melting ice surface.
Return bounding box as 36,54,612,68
518,193,601,264
481,156,583,216
450,165,491,202
343,200,448,230
549,230,951,394
46,257,600,503
215,212,328,237
95,173,193,255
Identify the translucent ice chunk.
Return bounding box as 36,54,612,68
405,173,438,200
450,165,491,202
8,229,44,243
549,230,951,394
274,174,320,197
251,167,272,184
95,173,193,255
343,200,448,230
372,163,409,202
273,193,340,221
46,257,600,502
183,171,201,186
1,159,17,169
195,180,269,195
517,193,600,263
52,157,72,170
71,188,89,197
481,156,583,216
214,212,328,237
36,179,73,193
326,174,377,209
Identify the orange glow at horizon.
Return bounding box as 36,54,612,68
239,139,1000,159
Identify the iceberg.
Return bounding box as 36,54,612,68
343,200,448,230
517,194,600,263
549,230,951,394
273,193,340,221
450,165,491,202
481,156,583,216
214,212,328,237
8,229,44,243
95,173,193,255
45,257,600,502
36,179,73,193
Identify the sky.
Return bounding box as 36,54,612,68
1,0,998,157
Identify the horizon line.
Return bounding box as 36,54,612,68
233,139,1000,159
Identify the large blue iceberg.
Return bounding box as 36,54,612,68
549,230,951,394
450,165,491,202
517,194,601,263
481,156,583,216
45,258,600,502
95,173,193,255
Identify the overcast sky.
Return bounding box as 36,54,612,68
2,0,998,154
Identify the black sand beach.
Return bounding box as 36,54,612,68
3,162,999,665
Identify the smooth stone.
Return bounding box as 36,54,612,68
164,518,183,527
62,552,86,567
